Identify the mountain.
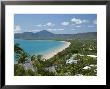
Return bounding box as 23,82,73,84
14,30,97,40
36,30,54,36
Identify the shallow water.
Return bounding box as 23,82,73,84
14,39,65,63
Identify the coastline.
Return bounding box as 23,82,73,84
43,41,71,60
14,39,71,63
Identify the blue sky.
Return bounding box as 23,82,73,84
14,14,97,34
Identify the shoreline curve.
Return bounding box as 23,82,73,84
43,41,71,60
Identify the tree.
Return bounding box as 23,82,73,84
37,55,42,61
17,52,29,64
14,43,24,54
14,43,29,64
14,64,26,76
26,69,35,76
31,55,37,61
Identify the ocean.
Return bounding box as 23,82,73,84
14,39,65,63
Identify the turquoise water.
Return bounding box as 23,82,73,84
14,39,65,63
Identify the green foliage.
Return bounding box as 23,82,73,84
37,55,43,61
14,43,29,64
14,43,24,54
31,55,37,61
14,64,26,76
17,52,29,64
25,69,35,76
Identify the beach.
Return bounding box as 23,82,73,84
43,41,71,60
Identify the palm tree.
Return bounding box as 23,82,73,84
31,55,38,72
37,55,42,61
17,52,28,64
14,43,24,54
31,55,37,61
14,43,28,64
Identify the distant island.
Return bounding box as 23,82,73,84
14,30,97,40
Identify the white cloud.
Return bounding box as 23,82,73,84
36,22,55,27
46,22,54,26
58,29,64,31
82,20,89,23
47,29,54,31
71,18,82,24
36,24,42,27
88,25,95,28
14,25,22,33
76,25,81,28
29,29,40,33
47,28,64,31
43,25,46,27
93,19,97,24
61,22,69,26
71,29,76,30
71,18,88,24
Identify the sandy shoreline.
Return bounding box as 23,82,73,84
43,41,71,60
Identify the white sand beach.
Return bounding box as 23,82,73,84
43,41,71,60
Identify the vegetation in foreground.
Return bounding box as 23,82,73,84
14,39,97,76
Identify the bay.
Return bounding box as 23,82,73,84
14,39,66,63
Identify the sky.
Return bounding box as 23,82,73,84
14,14,97,34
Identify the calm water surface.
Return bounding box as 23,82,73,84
14,39,65,62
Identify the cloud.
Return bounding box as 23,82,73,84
61,22,69,26
46,29,53,31
36,24,42,27
47,29,64,31
14,25,22,33
93,19,97,24
88,25,96,28
43,25,46,27
58,29,64,31
76,25,81,28
29,29,40,33
71,29,76,30
71,18,82,24
82,20,89,23
71,18,88,24
36,22,55,27
46,22,55,26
